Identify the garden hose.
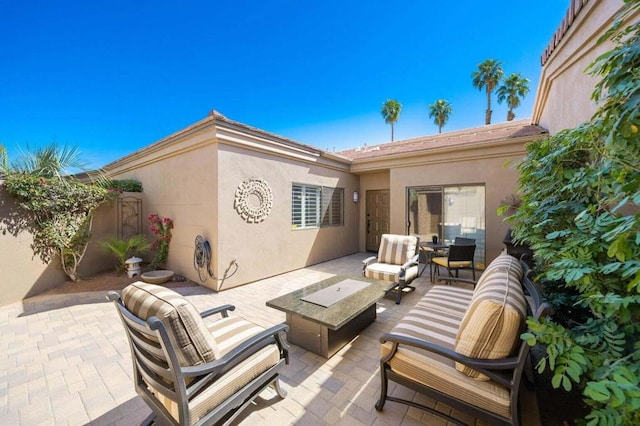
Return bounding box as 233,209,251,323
193,235,238,284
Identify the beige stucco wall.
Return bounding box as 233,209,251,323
106,120,219,286
0,183,68,305
352,138,533,265
104,115,359,292
214,143,359,291
532,0,626,134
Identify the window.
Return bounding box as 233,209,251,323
322,187,344,226
292,184,343,229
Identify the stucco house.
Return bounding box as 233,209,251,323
0,0,631,305
100,114,545,292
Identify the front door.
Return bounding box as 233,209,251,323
366,189,390,251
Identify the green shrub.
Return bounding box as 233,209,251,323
99,234,150,273
99,179,143,192
510,2,640,424
3,174,118,281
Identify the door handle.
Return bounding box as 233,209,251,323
367,220,371,234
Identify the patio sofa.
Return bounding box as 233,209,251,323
375,253,551,425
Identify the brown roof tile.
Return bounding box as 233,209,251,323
337,119,547,160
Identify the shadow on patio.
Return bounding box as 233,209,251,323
0,253,540,425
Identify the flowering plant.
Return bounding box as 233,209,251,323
148,213,174,269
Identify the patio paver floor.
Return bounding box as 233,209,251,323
0,253,541,425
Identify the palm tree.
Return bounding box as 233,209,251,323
12,143,89,179
381,99,402,141
497,73,530,121
472,59,504,125
428,99,453,134
0,144,8,178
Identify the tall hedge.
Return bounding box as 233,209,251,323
511,2,640,424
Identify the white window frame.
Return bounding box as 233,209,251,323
292,184,344,229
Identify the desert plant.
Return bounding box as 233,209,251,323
428,99,453,133
11,143,89,178
0,144,8,177
472,59,503,124
148,214,174,269
381,99,402,141
496,73,530,121
99,234,150,273
510,2,640,424
497,193,522,217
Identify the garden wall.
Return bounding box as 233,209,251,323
0,182,68,305
0,184,139,306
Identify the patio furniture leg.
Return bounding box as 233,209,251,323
140,412,155,426
272,378,287,398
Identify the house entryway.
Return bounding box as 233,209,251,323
366,189,390,252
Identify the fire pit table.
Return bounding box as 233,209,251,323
266,275,389,358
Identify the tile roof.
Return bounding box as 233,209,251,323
337,119,547,160
541,0,590,66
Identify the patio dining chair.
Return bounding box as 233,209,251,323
107,282,290,426
433,242,477,281
453,236,476,246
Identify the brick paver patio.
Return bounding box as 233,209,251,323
0,253,541,425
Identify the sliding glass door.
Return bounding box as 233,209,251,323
407,185,486,268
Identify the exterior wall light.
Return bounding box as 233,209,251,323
353,191,359,203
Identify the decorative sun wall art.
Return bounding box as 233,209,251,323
234,177,273,223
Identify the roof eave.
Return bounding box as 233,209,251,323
349,133,545,174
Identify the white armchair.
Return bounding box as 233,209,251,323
363,234,420,304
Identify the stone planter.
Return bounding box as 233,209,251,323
141,270,175,284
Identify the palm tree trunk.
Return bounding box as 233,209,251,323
507,110,515,121
438,118,443,134
485,89,492,125
391,123,395,141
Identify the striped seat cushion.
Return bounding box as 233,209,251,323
381,285,512,419
122,282,219,366
454,255,527,380
152,317,281,424
378,234,418,265
363,262,418,283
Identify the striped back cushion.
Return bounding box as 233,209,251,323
474,253,523,293
454,256,527,380
122,282,219,366
378,234,418,265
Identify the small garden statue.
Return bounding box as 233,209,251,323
148,213,173,269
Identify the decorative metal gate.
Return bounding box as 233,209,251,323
117,196,142,240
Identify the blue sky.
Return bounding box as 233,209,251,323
1,1,569,169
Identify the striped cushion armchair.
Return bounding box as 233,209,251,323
363,234,420,304
108,282,290,426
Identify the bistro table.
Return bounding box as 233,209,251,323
419,241,449,282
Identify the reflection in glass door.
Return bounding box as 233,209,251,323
407,188,442,242
407,185,486,268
